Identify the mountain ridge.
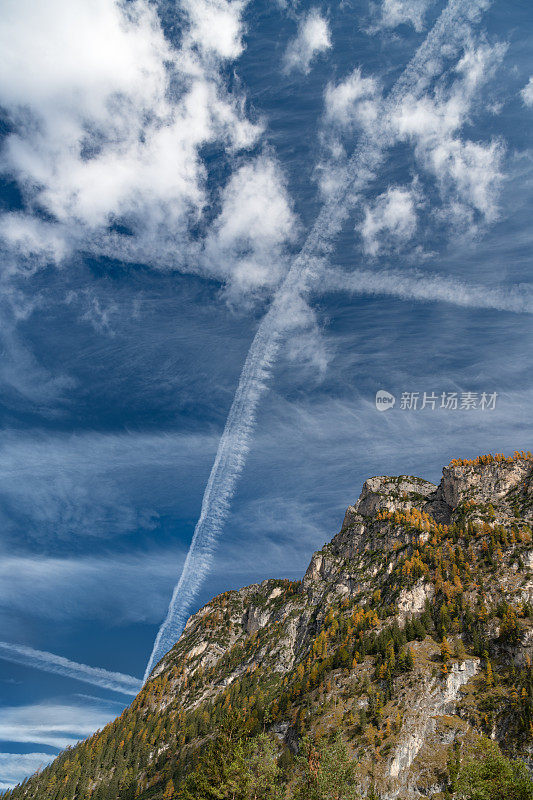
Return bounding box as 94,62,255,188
4,451,533,799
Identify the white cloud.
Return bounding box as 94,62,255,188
455,41,507,94
321,265,533,314
203,156,298,303
313,150,350,201
393,94,464,140
0,0,305,309
324,68,381,129
2,0,178,227
521,77,533,107
371,0,432,32
276,292,330,376
429,137,504,222
0,641,141,695
0,551,184,626
316,69,381,199
284,327,330,377
283,9,331,75
65,288,120,336
0,430,216,540
181,0,247,60
0,0,265,288
359,186,419,255
0,753,55,791
0,215,70,271
0,0,166,111
0,702,112,749
390,41,507,226
0,309,75,411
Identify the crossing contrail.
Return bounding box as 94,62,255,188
0,641,142,696
144,0,493,681
321,266,533,315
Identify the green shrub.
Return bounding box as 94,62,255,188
455,738,533,800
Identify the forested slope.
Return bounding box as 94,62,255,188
5,452,533,799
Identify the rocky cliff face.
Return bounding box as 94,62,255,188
6,451,533,800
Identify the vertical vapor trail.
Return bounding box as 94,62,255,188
144,0,492,682
0,641,142,696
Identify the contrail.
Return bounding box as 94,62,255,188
144,0,493,681
321,267,533,314
0,641,142,696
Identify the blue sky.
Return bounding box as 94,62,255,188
0,0,532,789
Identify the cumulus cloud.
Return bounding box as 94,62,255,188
324,68,381,130
390,93,504,227
0,215,71,272
390,41,507,226
316,69,381,199
430,138,504,223
2,0,185,228
359,186,419,255
181,0,247,60
283,9,331,74
0,0,256,227
371,0,433,32
0,0,299,303
203,156,298,303
521,77,533,107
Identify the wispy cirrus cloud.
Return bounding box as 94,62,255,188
0,701,114,749
0,551,184,628
0,314,75,412
0,429,216,541
0,752,55,791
